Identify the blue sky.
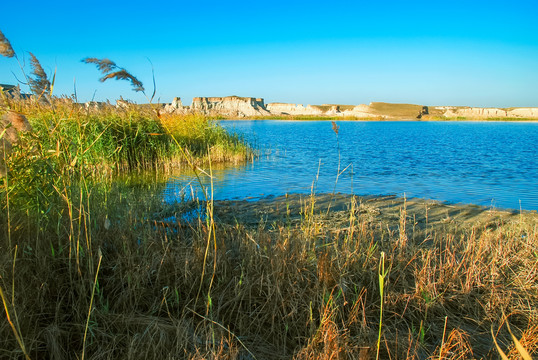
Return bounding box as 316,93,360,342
1,0,537,107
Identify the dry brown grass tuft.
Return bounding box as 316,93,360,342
504,323,538,359
432,328,473,359
0,111,33,177
1,111,32,142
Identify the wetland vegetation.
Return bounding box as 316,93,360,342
2,96,537,359
1,31,537,360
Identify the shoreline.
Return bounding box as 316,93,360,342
171,193,538,232
218,116,538,122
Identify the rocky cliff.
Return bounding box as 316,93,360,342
164,96,270,118
266,103,324,116
163,97,389,118
439,106,538,119
162,96,538,119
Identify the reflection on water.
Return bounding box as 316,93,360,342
163,120,538,211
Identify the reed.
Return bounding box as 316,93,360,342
1,30,537,359
1,176,538,359
0,30,15,58
82,58,145,93
2,139,537,356
28,53,52,98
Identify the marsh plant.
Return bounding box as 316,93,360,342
82,57,146,94
1,29,54,103
1,28,537,360
28,52,52,98
0,30,15,58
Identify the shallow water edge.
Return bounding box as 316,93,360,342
158,192,538,235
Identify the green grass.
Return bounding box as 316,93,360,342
0,97,253,241
6,98,252,168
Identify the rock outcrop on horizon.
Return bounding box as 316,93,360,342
438,106,538,119
164,96,270,118
266,103,324,116
161,96,538,119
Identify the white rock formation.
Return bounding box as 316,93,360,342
267,103,382,118
443,107,538,119
164,96,270,117
340,105,380,118
192,96,270,117
266,103,324,116
163,97,189,114
116,99,133,109
507,108,538,118
324,105,340,116
161,95,538,119
84,101,106,111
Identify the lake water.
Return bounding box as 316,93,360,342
164,120,538,211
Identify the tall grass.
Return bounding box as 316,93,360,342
2,169,537,359
4,99,251,167
1,31,537,359
2,118,536,357
1,41,253,357
1,97,251,245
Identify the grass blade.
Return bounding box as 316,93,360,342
506,320,533,360
491,327,510,360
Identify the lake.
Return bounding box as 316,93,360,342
164,120,538,211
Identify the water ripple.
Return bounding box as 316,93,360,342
164,120,538,211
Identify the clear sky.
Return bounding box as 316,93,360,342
1,0,537,107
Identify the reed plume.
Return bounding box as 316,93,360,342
28,52,51,96
0,29,15,58
82,57,145,92
331,120,339,135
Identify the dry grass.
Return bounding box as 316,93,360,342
1,185,537,359
1,29,536,359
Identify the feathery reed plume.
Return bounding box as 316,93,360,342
331,121,339,135
28,52,51,96
0,30,15,58
82,57,145,92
